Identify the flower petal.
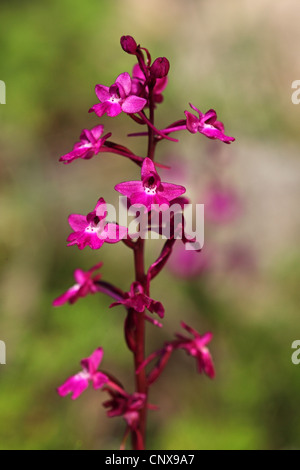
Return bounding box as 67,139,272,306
95,198,107,219
101,223,128,243
73,268,88,285
141,157,156,179
122,95,147,114
185,111,199,134
159,182,186,201
90,124,105,141
52,284,80,306
57,374,89,400
68,214,87,231
89,103,108,117
115,181,143,197
92,372,109,390
95,84,110,102
202,109,217,125
106,102,122,117
115,72,132,96
81,347,104,374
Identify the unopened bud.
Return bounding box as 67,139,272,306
120,35,138,54
150,57,170,78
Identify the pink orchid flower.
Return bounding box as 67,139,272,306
89,72,147,117
67,198,128,250
185,103,235,143
57,348,109,400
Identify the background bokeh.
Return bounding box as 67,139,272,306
1,0,300,450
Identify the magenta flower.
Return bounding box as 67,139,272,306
103,389,148,449
89,72,147,117
103,390,146,430
204,183,241,224
132,64,168,104
110,281,164,318
52,262,103,307
57,348,109,400
175,322,215,378
137,322,214,385
67,198,128,250
115,157,186,212
59,125,111,164
167,244,212,279
185,103,235,143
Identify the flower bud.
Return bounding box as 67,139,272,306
120,35,138,54
150,57,170,78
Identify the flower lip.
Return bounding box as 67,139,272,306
143,172,160,194
109,84,122,102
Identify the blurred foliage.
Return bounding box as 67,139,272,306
1,0,300,450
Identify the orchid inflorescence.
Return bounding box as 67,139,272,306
54,35,235,450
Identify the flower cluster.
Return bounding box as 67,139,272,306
54,35,235,450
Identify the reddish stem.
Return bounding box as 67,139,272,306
131,84,157,449
132,238,147,449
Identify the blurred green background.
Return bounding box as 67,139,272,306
1,0,300,450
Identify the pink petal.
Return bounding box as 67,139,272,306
67,231,104,250
185,111,199,134
189,103,202,117
79,128,94,144
90,124,104,141
198,348,215,378
88,232,105,249
130,191,153,210
88,261,103,274
52,285,80,306
68,214,87,231
95,84,110,102
89,103,108,117
57,375,89,400
122,95,147,113
149,300,165,318
202,109,217,124
115,72,132,96
73,268,88,285
115,181,143,197
159,182,186,201
59,148,87,164
95,198,107,219
92,372,109,390
106,102,122,117
154,76,168,94
201,126,235,143
81,347,104,374
132,64,145,81
180,321,199,337
102,223,128,243
214,120,225,132
141,157,156,179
